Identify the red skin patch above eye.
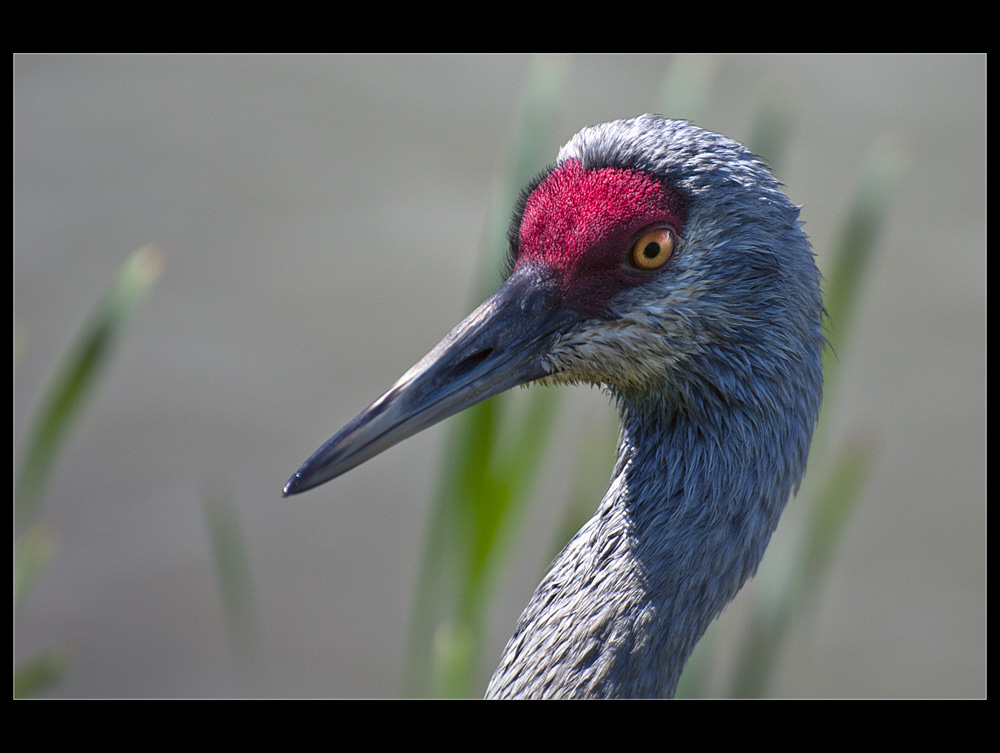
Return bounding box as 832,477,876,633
514,159,686,316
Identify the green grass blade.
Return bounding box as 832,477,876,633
16,245,164,526
403,54,571,698
821,135,908,396
799,437,876,593
728,437,875,697
13,647,74,699
723,137,905,698
203,489,265,695
14,521,59,612
14,245,163,697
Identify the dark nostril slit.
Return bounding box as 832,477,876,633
455,348,493,376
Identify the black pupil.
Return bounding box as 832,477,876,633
643,242,660,259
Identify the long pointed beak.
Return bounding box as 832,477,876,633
283,264,580,497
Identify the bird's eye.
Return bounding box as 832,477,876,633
629,227,675,271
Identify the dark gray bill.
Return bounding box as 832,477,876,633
283,264,580,496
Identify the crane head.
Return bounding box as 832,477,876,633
283,115,822,496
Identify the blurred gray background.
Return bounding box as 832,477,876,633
14,54,985,698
